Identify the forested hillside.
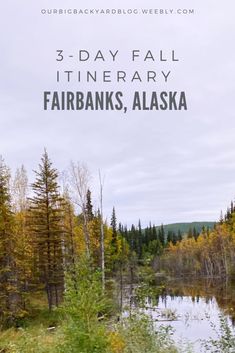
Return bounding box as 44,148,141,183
156,203,235,277
158,222,215,235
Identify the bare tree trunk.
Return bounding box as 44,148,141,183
69,162,91,257
129,264,134,317
82,209,90,257
99,170,105,293
120,262,123,312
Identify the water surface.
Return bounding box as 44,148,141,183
130,278,235,352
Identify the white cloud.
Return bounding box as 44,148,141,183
1,0,235,226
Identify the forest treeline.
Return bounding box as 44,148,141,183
1,150,176,326
0,150,183,352
0,151,134,325
120,204,235,280
119,222,207,260
0,149,233,327
157,203,235,277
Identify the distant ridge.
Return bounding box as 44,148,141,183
156,222,215,234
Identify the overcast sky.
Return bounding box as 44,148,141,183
1,1,235,226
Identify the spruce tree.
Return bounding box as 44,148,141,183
29,150,64,310
118,222,124,235
111,207,118,254
137,219,143,259
158,224,165,246
177,229,183,242
152,224,157,241
145,226,150,246
188,227,193,238
130,224,137,252
86,189,94,222
193,227,199,240
167,230,173,244
172,231,178,245
231,200,234,214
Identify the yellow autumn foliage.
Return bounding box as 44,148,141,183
108,331,125,353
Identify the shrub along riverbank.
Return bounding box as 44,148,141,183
0,258,177,353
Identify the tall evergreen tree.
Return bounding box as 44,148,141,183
187,227,193,238
29,150,64,310
111,207,118,254
172,231,178,245
149,222,153,241
86,189,94,222
231,200,234,214
152,225,157,241
193,227,199,240
177,229,183,242
137,219,143,259
129,224,136,252
158,224,165,246
167,230,173,244
145,226,150,246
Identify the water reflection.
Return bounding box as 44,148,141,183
162,278,235,322
142,278,235,352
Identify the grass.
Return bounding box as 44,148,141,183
0,293,62,353
2,293,235,353
5,260,235,353
0,288,177,353
2,279,235,353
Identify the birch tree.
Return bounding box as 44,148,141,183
12,166,33,307
99,170,105,292
69,162,91,257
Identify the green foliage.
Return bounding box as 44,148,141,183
86,189,94,222
138,265,156,284
148,239,163,256
0,327,60,353
111,207,118,256
116,314,177,353
159,222,215,235
135,284,162,308
56,256,113,353
160,222,235,277
0,157,23,326
203,314,235,352
0,261,182,353
0,314,178,353
29,150,64,310
135,266,163,306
